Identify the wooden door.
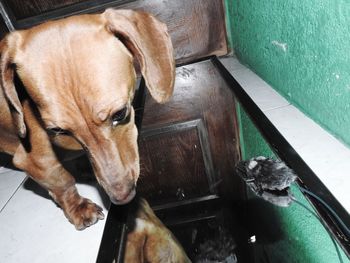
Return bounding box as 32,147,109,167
137,59,241,206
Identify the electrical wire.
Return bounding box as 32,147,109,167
235,158,350,262
297,185,350,238
291,195,343,263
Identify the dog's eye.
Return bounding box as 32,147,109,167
47,127,70,136
112,107,128,126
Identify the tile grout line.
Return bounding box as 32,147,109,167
220,60,293,114
220,62,293,112
0,176,28,213
262,103,292,113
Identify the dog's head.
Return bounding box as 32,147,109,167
0,9,175,204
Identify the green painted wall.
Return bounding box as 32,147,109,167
237,105,349,262
226,0,350,146
224,1,350,261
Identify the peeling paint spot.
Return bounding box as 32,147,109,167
271,40,288,52
332,72,340,79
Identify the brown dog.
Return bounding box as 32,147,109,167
125,198,192,263
0,9,175,230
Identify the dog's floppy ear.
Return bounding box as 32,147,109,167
103,9,175,103
0,34,26,138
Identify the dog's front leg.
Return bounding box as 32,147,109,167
12,101,104,230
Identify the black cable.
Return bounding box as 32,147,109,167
261,244,272,263
291,196,343,263
234,156,349,261
298,185,350,237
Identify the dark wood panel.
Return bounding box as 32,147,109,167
0,16,9,39
4,0,84,19
138,59,241,205
3,0,133,27
138,120,214,205
122,0,228,64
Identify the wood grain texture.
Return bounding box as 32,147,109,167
0,17,9,39
4,0,84,19
139,126,210,205
138,59,241,205
122,0,228,64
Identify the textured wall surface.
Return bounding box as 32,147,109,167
224,0,350,261
228,0,350,146
238,105,349,262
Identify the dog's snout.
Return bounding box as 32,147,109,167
110,183,136,205
115,180,134,196
103,173,136,205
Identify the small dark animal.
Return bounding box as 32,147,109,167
236,157,297,207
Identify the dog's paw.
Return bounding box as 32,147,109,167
67,198,105,230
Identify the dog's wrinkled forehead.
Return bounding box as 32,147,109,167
14,17,136,127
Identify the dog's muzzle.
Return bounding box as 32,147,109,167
110,188,136,205
108,183,137,205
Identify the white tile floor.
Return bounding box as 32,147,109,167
0,169,26,212
0,170,109,263
220,56,350,214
